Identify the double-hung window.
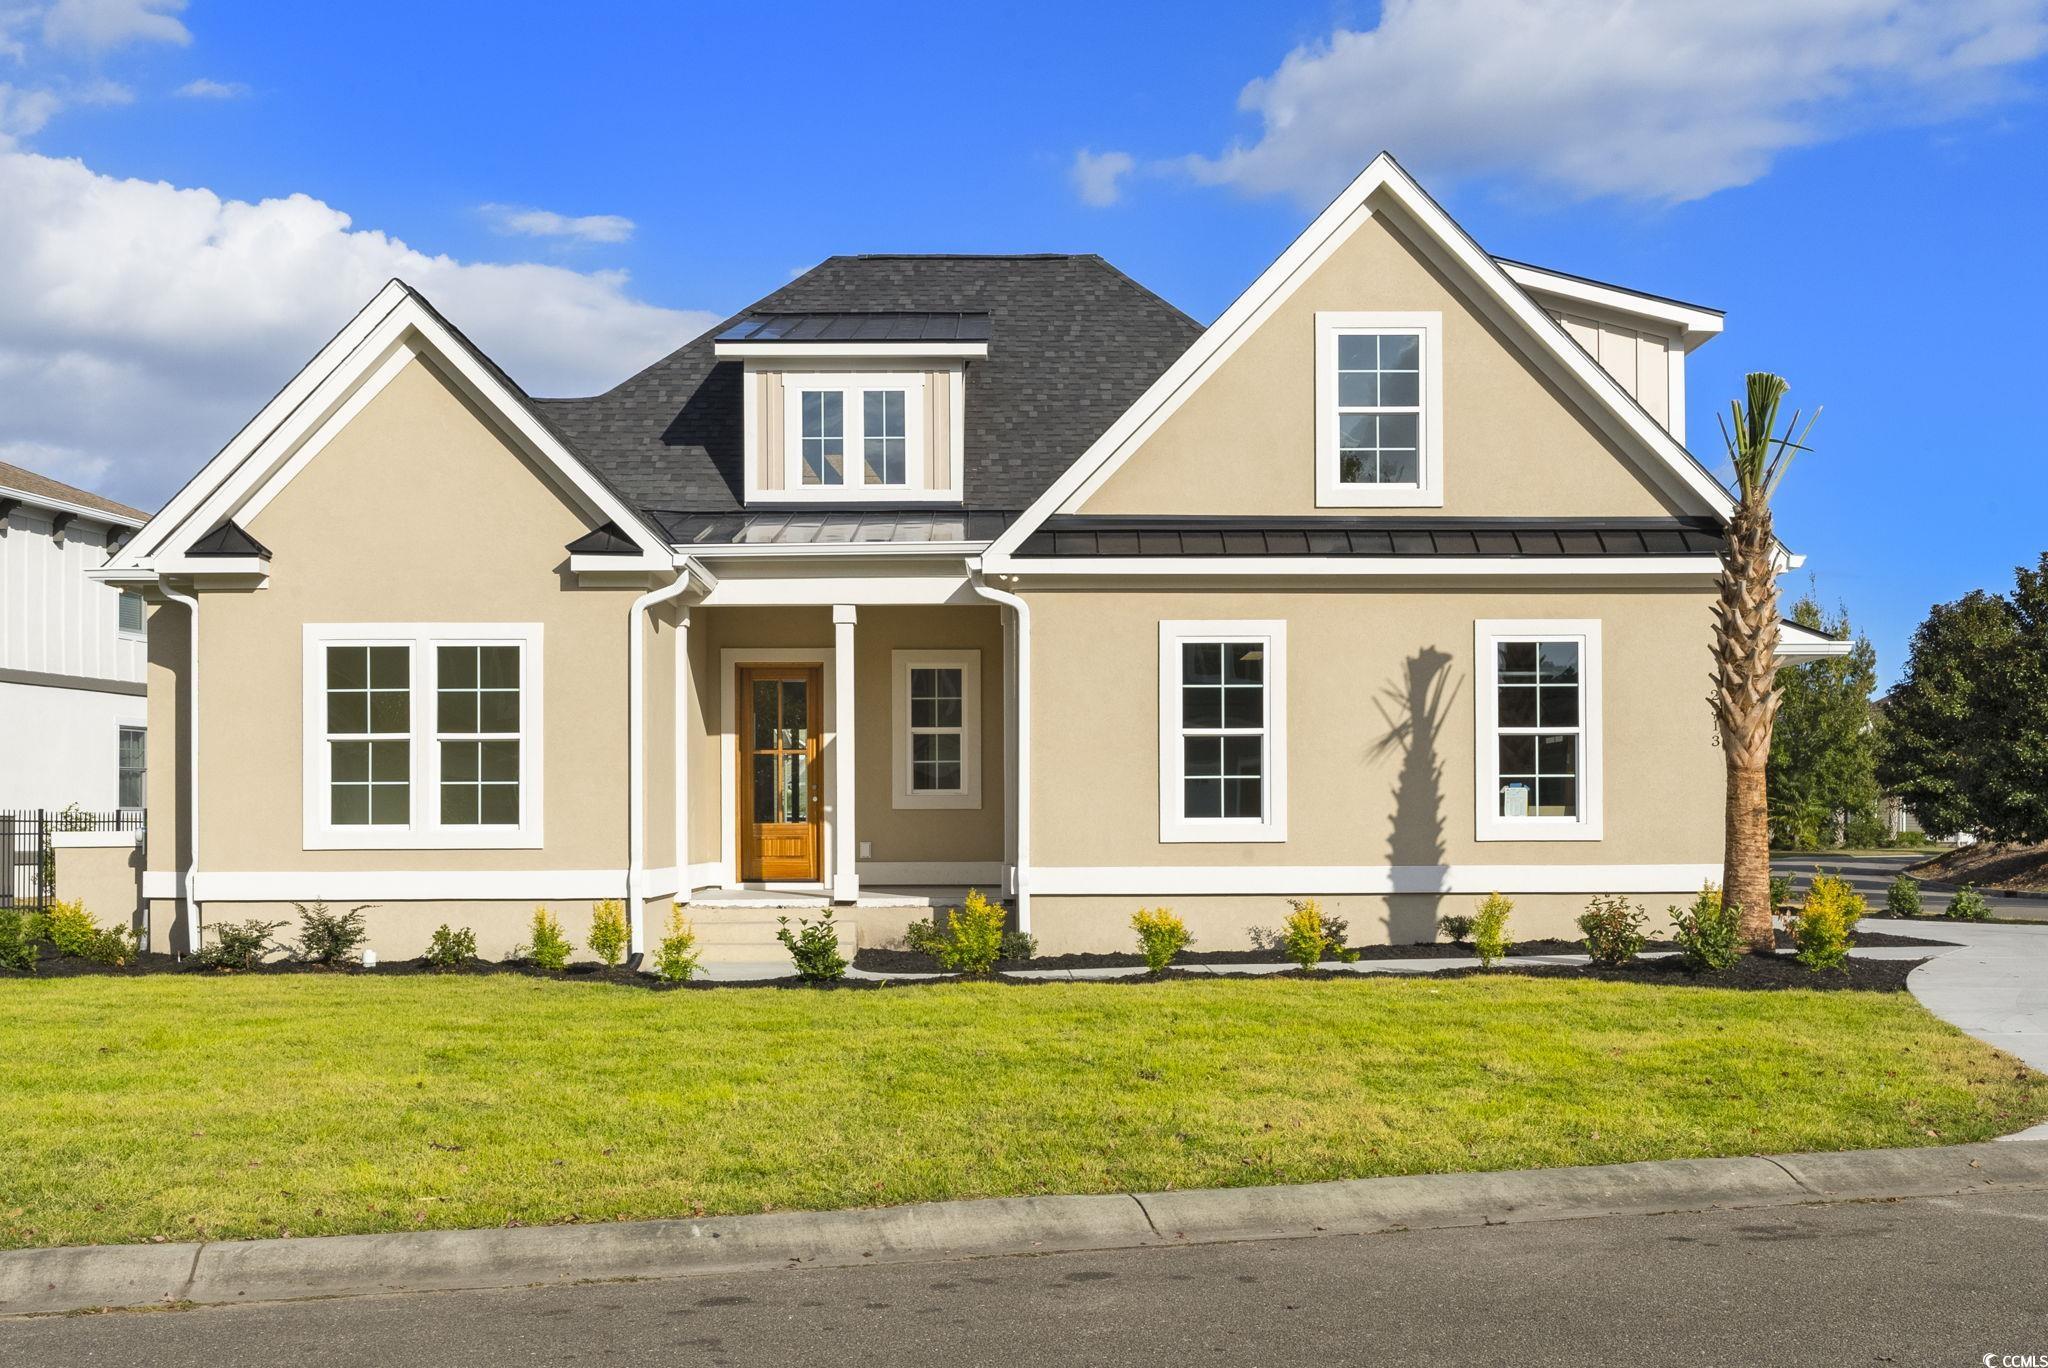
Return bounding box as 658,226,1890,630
303,624,543,849
1475,619,1603,840
117,726,146,810
1315,311,1443,508
1158,621,1287,842
117,590,146,637
891,650,981,809
782,373,925,497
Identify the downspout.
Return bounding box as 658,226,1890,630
967,566,1030,933
626,561,699,959
159,582,202,956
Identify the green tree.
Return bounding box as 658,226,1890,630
1878,587,2018,840
1768,591,1880,850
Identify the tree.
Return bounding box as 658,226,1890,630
1713,372,1817,951
1768,591,1879,850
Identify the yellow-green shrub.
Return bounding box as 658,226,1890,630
587,899,628,967
653,903,701,984
1472,892,1514,968
44,900,97,958
525,906,572,971
1131,907,1192,973
1279,898,1336,971
1791,873,1864,971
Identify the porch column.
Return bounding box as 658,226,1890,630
832,605,860,903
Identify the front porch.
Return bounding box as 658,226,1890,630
678,883,994,964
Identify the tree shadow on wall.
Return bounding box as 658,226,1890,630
1370,647,1458,943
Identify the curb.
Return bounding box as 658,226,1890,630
6,1141,2047,1317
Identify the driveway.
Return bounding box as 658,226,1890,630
1774,850,2048,921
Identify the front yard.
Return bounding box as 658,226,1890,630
3,973,2043,1249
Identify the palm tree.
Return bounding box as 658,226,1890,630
1714,372,1817,951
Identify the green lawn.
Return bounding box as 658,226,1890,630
3,974,2043,1249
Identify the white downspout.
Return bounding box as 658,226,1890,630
159,582,202,956
627,564,697,958
967,568,1030,933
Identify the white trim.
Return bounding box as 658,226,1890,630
890,649,983,810
715,340,988,360
1496,260,1724,345
1474,619,1604,842
856,860,1007,885
1777,618,1855,662
999,557,1723,579
986,153,1733,567
1158,619,1288,844
772,371,939,503
1030,863,1718,896
0,485,145,529
1314,310,1443,508
832,606,860,902
51,830,141,849
233,342,419,528
300,623,545,850
144,868,634,902
698,570,980,606
967,572,1032,932
717,646,838,891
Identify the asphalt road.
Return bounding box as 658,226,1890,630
10,1187,2048,1367
1775,850,2048,922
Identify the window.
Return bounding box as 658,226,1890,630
778,373,927,499
1158,621,1287,843
117,726,146,810
799,389,844,486
302,624,543,849
863,390,907,486
1475,619,1603,841
891,650,981,810
117,591,146,636
1315,311,1443,508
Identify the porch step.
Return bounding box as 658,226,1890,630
677,908,857,964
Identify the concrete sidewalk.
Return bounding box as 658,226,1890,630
7,1140,2047,1318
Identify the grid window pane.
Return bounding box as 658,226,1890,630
1178,638,1266,825
436,644,521,827
862,389,907,486
1334,329,1424,486
118,726,146,807
1495,637,1581,820
907,665,966,792
326,644,410,826
800,390,845,486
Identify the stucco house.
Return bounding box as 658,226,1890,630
95,154,1840,962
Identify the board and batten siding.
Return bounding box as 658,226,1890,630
750,366,956,494
0,507,145,684
1553,311,1679,434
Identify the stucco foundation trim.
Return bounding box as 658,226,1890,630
143,869,636,902
1030,863,1720,896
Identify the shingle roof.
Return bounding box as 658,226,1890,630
1020,516,1726,558
715,311,992,344
538,255,1203,515
0,459,148,523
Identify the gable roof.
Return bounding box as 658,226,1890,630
538,254,1203,516
0,459,148,525
986,153,1737,565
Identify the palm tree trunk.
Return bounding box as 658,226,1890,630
1714,499,1781,951
1725,761,1772,948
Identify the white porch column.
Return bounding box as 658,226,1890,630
831,604,860,903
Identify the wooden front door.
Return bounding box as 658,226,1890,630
737,665,824,882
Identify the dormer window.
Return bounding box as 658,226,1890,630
790,377,922,490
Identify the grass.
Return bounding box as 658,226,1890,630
3,974,2043,1249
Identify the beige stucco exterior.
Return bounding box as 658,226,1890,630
1073,200,1690,520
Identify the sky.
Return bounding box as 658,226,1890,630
2,0,2045,685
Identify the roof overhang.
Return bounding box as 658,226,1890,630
1496,259,1725,350
1778,618,1855,662
713,340,989,361
0,483,145,529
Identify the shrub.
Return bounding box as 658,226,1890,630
423,924,477,970
0,907,40,972
1947,884,1991,922
1437,913,1475,944
1769,874,1794,911
1576,895,1646,967
1885,873,1923,919
587,899,629,967
44,900,98,958
1671,885,1741,973
1471,892,1514,968
526,906,573,971
1790,873,1864,971
79,923,140,966
999,930,1037,962
903,890,1008,974
1131,907,1193,974
776,912,846,982
292,901,369,965
653,904,702,984
196,919,285,972
1278,898,1337,971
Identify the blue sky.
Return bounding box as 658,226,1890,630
3,0,2046,684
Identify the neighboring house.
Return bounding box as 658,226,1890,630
99,154,1840,960
0,460,150,813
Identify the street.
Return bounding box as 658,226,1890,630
9,1185,2047,1367
1775,850,2048,922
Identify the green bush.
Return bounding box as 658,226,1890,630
998,930,1037,962
653,904,702,984
1131,907,1193,974
1279,898,1336,971
292,901,369,965
44,899,98,958
79,923,140,966
1472,892,1514,968
0,907,41,971
1769,874,1794,911
903,890,1008,974
1791,873,1863,971
1671,885,1741,972
587,899,628,967
526,906,573,971
1437,913,1475,944
1947,884,1991,922
776,912,846,983
1885,873,1923,919
1576,895,1646,967
423,924,477,970
196,919,286,972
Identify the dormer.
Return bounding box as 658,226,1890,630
714,312,987,504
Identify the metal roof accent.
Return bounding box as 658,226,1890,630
1018,516,1724,558
714,312,993,344
564,520,639,555
186,519,271,558
653,507,1017,549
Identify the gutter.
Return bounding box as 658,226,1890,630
158,582,202,956
966,565,1030,933
625,558,708,957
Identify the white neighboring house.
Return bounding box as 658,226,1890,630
0,460,151,813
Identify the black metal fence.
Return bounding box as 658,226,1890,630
0,809,145,913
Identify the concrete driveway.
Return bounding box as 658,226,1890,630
1774,850,2048,921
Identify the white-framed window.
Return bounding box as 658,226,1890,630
1315,310,1443,508
1474,619,1603,841
891,649,981,810
782,372,926,497
302,623,544,850
117,590,146,637
1158,620,1287,843
117,725,146,810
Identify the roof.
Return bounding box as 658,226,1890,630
1779,616,1855,662
655,507,1016,549
714,312,992,344
538,254,1204,515
0,459,148,525
187,519,270,558
1019,516,1724,559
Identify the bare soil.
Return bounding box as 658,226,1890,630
1913,842,2048,893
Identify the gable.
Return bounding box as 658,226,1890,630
1071,202,1689,521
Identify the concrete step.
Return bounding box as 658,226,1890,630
676,910,856,964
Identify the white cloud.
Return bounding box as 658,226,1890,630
1069,148,1136,207
40,0,187,53
174,76,246,99
1179,0,2048,205
482,203,636,244
0,82,61,142
0,151,720,509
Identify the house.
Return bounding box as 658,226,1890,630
96,154,1841,961
1,460,150,815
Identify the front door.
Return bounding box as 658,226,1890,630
737,665,823,882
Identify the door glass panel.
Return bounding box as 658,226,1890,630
752,679,778,750
779,754,808,824
779,679,809,747
752,754,776,823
